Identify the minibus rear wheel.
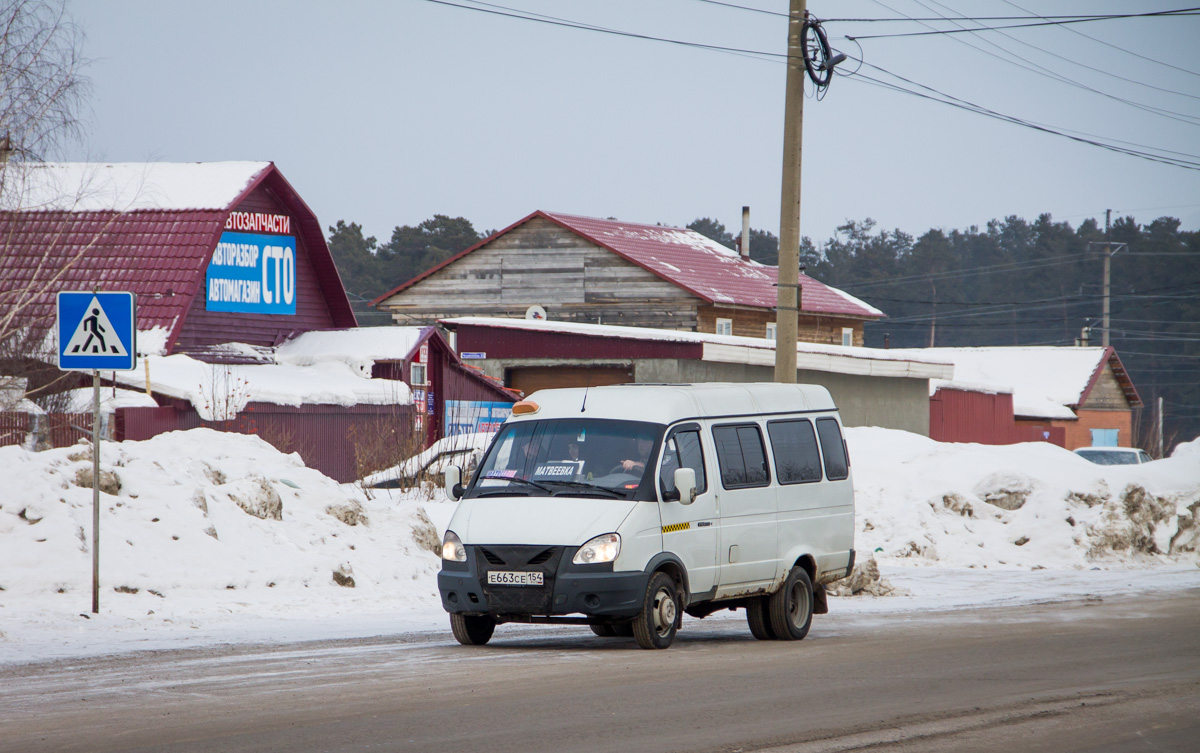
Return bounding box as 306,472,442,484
633,572,679,649
450,613,496,645
768,567,814,641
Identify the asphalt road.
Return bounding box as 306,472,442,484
4,589,1198,753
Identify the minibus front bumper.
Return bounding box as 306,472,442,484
438,544,648,619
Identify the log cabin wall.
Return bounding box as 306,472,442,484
378,217,700,330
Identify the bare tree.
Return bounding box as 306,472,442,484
0,0,94,411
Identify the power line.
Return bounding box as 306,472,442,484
845,8,1200,40
842,63,1200,169
999,0,1200,78
912,0,1200,106
424,0,1200,172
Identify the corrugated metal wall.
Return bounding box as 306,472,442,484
930,388,1065,447
118,402,415,482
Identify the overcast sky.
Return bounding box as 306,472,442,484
65,0,1200,249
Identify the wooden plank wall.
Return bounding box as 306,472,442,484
378,217,700,330
1081,365,1132,410
696,304,864,345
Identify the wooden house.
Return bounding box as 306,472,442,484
373,211,883,345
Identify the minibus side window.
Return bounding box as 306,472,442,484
816,418,849,480
713,424,770,489
659,429,708,497
767,419,823,484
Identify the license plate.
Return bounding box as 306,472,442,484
487,570,544,586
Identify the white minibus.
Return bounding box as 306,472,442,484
438,383,856,649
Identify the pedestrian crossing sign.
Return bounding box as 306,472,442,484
57,291,137,371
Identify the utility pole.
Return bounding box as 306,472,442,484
1158,396,1164,458
775,0,805,383
1103,208,1112,347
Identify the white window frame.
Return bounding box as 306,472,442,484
410,362,428,386
765,322,777,341
841,327,854,347
716,318,733,337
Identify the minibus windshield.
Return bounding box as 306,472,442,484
466,418,664,500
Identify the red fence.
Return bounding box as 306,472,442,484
0,412,98,449
117,402,416,483
0,412,31,448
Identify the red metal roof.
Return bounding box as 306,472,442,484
0,163,355,354
374,211,883,320
542,212,882,319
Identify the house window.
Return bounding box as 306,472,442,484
1091,428,1119,447
765,323,777,341
716,318,733,337
841,328,854,347
410,362,427,386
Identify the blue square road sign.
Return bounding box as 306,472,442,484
57,291,137,371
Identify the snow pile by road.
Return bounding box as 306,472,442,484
1,425,1197,663
845,428,1200,572
0,429,443,651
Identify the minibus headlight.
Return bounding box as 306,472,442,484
442,530,467,562
573,533,621,565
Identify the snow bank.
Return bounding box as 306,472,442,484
0,429,442,658
1,425,1196,664
846,428,1200,572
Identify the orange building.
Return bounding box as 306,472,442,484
894,346,1141,451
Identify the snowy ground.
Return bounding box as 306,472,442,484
2,428,1197,666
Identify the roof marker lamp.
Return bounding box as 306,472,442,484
573,533,621,565
512,400,540,416
442,530,466,562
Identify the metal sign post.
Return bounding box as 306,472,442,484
57,291,137,614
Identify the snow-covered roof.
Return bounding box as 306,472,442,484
893,346,1126,420
114,352,412,421
275,327,428,373
64,387,160,413
443,317,954,380
2,161,271,211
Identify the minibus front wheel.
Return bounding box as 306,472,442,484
450,613,496,645
633,572,679,649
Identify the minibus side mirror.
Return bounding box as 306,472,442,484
673,467,697,505
444,465,464,501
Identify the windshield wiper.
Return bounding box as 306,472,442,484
543,480,627,498
475,476,554,496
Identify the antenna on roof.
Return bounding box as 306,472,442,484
581,370,594,413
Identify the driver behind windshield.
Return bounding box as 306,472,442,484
616,435,655,474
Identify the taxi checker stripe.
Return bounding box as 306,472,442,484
661,522,691,534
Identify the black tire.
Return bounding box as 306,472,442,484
633,572,679,649
590,624,617,637
450,613,496,645
612,622,635,637
768,566,814,641
746,596,777,640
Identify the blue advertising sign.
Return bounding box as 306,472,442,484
206,231,297,315
57,291,137,371
445,400,513,435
